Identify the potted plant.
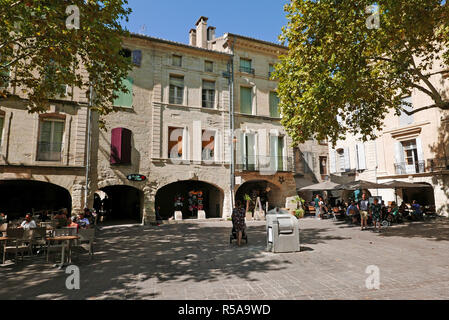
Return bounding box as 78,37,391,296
291,196,306,218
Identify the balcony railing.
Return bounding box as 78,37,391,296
236,155,293,172
394,161,425,175
239,66,255,75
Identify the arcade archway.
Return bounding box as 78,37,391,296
99,185,143,222
155,180,223,220
0,180,72,219
235,180,282,212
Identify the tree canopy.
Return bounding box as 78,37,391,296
0,0,132,124
275,0,449,145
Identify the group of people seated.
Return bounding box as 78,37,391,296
1,208,96,230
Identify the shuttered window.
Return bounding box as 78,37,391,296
113,77,133,108
169,76,184,105
37,120,64,161
269,92,280,118
110,128,132,165
240,87,252,114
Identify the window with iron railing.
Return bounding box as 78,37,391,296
394,161,425,174
239,58,254,74
37,119,64,161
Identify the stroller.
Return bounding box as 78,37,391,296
229,218,248,244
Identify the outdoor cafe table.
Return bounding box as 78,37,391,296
46,235,79,268
1,236,17,265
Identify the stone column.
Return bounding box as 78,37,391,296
222,189,232,219
143,185,157,225
71,184,84,216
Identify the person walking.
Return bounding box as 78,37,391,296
358,193,370,230
370,198,382,232
314,194,321,220
231,200,246,246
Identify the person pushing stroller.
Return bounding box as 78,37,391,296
231,200,247,246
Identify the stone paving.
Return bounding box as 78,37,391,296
1,216,449,300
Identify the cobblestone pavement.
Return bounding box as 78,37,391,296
1,216,449,300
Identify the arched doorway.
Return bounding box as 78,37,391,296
402,183,435,206
235,180,281,212
99,185,143,222
155,180,223,220
0,180,72,219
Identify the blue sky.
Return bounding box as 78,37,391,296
122,0,289,44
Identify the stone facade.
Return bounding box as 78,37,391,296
0,17,328,222
329,59,449,216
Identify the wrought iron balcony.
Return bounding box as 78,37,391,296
235,155,293,173
239,66,255,75
394,161,426,175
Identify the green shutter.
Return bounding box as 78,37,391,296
240,87,252,114
113,77,133,107
277,137,284,171
270,92,280,118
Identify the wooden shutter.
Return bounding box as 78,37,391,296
132,50,142,67
344,147,350,171
357,143,366,170
269,92,280,118
113,77,133,107
110,128,132,165
240,87,252,114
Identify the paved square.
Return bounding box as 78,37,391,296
1,217,449,300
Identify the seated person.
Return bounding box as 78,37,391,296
67,216,79,231
53,210,68,228
77,213,90,229
346,201,360,223
19,214,37,229
0,212,6,224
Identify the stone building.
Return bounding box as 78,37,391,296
0,16,328,222
328,58,449,216
0,73,91,218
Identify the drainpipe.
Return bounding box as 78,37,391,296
229,35,236,214
84,83,93,210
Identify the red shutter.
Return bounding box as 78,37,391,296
110,128,132,165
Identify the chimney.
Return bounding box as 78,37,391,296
195,16,208,48
189,29,197,46
207,26,216,41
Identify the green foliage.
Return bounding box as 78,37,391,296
0,0,133,127
294,208,304,219
244,194,252,202
276,0,449,145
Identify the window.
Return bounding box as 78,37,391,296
399,96,414,126
268,64,275,78
320,156,328,175
113,77,133,107
240,87,252,114
168,127,184,159
120,48,142,67
172,55,182,67
0,116,4,147
44,60,68,97
205,61,213,72
169,75,184,105
270,135,285,171
37,119,64,161
402,140,418,166
202,80,215,108
239,58,254,74
269,92,280,118
202,130,215,161
337,149,346,172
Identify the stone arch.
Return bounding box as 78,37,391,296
235,179,283,211
0,179,72,219
155,180,224,219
